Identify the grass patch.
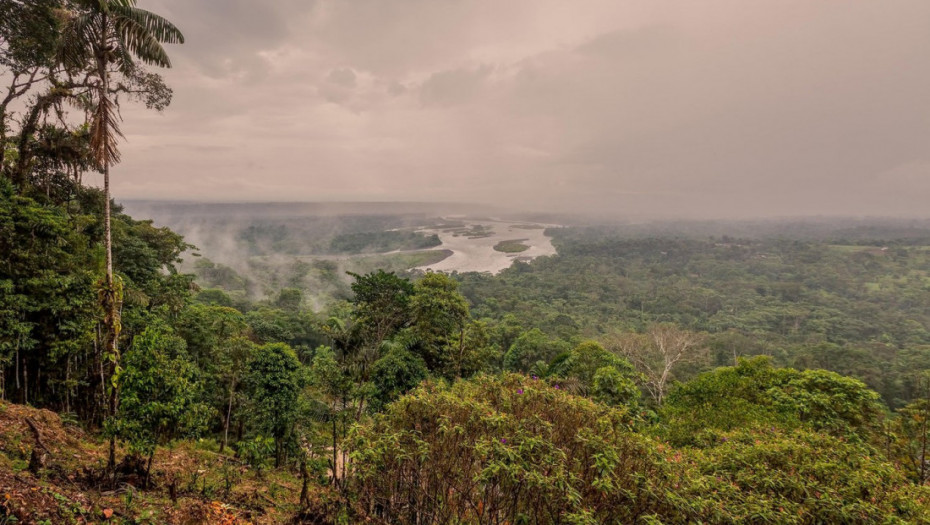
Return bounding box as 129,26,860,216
494,239,530,253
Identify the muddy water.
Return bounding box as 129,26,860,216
415,219,557,274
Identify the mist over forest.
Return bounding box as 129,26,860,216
4,0,930,523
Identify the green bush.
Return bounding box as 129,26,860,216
348,373,930,524
661,356,884,446
116,325,212,462
691,428,930,524
349,374,682,524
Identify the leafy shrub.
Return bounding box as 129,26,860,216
236,435,275,474
503,329,569,373
661,356,883,445
348,373,930,524
591,366,640,407
247,342,304,467
370,347,428,410
116,325,212,462
692,428,930,524
349,374,684,524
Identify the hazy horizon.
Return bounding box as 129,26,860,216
93,0,928,219
122,198,930,224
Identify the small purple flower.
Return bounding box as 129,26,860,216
721,436,728,443
501,438,507,444
531,375,538,380
517,388,524,395
554,384,560,390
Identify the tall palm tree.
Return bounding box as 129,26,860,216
60,0,183,469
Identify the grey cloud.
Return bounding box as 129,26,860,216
107,0,930,219
319,67,358,104
387,81,407,97
575,26,682,59
144,0,316,78
419,65,494,107
327,68,357,87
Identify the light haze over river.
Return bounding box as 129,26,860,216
416,219,557,274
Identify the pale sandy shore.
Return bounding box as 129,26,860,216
415,219,557,274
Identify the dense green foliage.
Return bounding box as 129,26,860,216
329,230,441,254
0,177,192,419
351,375,930,524
248,342,304,467
660,356,883,445
115,324,211,476
5,2,930,522
350,375,659,524
233,215,440,256
6,181,930,522
503,328,570,373
6,177,930,522
460,228,930,407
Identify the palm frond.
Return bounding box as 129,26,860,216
111,45,135,73
302,398,334,423
111,5,184,44
89,95,124,167
324,317,346,333
557,376,585,396
58,12,98,70
70,0,114,12
121,26,171,67
379,339,406,354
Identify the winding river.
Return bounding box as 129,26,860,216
415,218,557,274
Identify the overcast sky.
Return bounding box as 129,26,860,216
99,0,930,218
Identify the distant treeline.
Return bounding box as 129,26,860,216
569,218,930,244
236,217,435,255
458,227,930,407
329,230,441,254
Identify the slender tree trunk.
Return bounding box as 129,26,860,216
64,357,70,414
299,458,310,507
275,437,283,469
96,332,105,423
222,381,235,453
341,392,348,483
22,356,28,405
332,413,338,485
145,450,155,489
96,43,121,472
104,160,118,471
104,161,112,288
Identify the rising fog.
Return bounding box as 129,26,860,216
96,1,929,219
